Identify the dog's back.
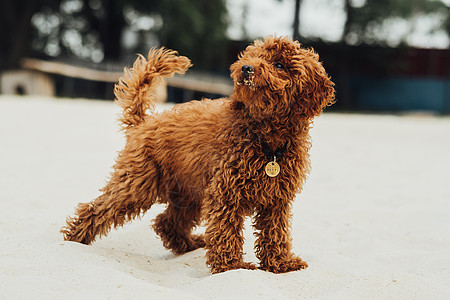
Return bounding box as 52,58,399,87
136,98,230,202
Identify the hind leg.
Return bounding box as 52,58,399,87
61,150,160,245
153,189,205,254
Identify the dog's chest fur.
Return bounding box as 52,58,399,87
145,98,311,211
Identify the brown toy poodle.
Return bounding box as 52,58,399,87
61,36,335,274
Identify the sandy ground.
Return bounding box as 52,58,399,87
1,95,449,299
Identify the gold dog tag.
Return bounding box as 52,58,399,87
265,157,280,177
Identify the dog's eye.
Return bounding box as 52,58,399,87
274,62,285,70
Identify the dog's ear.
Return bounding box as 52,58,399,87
292,49,335,118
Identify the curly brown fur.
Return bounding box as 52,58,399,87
61,36,335,274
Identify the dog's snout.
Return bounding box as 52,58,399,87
241,65,254,78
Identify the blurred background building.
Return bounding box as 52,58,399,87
0,0,449,113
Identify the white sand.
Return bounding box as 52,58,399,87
1,95,449,299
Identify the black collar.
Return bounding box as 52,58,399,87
260,141,288,161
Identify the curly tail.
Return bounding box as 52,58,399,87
114,48,192,130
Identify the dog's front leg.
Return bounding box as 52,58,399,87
204,177,257,274
254,200,308,273
205,206,256,274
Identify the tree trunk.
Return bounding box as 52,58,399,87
99,0,124,61
293,0,302,41
343,0,353,41
4,0,40,69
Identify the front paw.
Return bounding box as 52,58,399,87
259,256,308,273
210,261,257,274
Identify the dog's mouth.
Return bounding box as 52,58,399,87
236,64,257,90
236,77,255,90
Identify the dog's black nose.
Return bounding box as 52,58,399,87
241,65,254,78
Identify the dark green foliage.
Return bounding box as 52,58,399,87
0,0,228,72
0,0,50,69
153,0,229,70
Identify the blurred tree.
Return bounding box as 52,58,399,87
30,0,110,62
444,3,450,36
155,0,228,71
343,0,449,46
0,0,228,72
0,0,58,70
276,0,303,41
292,0,302,41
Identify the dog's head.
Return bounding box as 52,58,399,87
230,36,335,120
